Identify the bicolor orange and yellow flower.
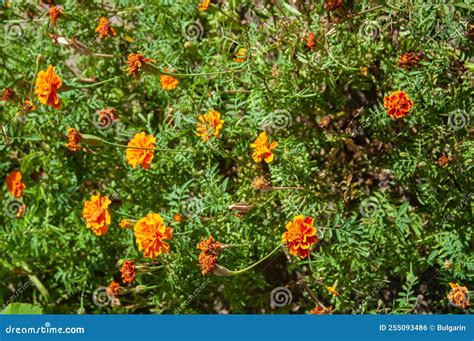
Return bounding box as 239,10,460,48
82,193,111,236
282,215,318,259
35,65,62,109
196,110,224,142
6,171,26,198
125,132,156,169
250,131,278,163
383,91,413,119
134,213,173,258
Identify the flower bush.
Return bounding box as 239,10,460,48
0,0,472,314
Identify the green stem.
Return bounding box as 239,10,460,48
102,140,193,152
62,76,122,90
144,63,242,77
228,244,282,276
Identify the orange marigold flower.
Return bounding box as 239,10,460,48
250,131,278,163
66,128,82,152
120,260,136,284
134,213,173,259
160,68,179,90
282,215,318,259
106,281,120,297
326,285,340,297
35,65,62,109
324,0,343,11
199,0,210,11
448,282,470,308
95,17,117,39
82,193,111,236
49,5,61,26
196,110,224,142
310,305,333,314
383,91,413,119
119,219,135,229
398,52,420,69
126,53,155,79
173,213,184,223
436,154,451,168
125,132,156,169
2,88,14,101
306,32,316,50
233,48,248,63
197,236,222,275
6,171,26,198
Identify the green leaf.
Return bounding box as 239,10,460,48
1,303,43,315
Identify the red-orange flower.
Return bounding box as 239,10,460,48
196,110,224,142
35,65,62,109
310,305,333,314
66,128,82,152
160,68,179,90
2,88,14,101
398,52,420,69
324,0,343,11
120,260,136,284
282,215,318,259
125,132,156,169
306,32,316,50
95,17,117,39
197,236,223,275
448,282,470,308
49,6,61,26
126,53,155,79
6,171,26,198
250,131,278,163
134,213,173,259
383,91,413,119
82,193,111,236
106,281,120,297
199,0,210,11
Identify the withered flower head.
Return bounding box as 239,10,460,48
310,305,333,314
252,175,271,191
126,53,155,79
120,260,136,284
66,128,82,152
324,0,343,11
398,52,421,69
197,236,223,275
2,88,14,101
